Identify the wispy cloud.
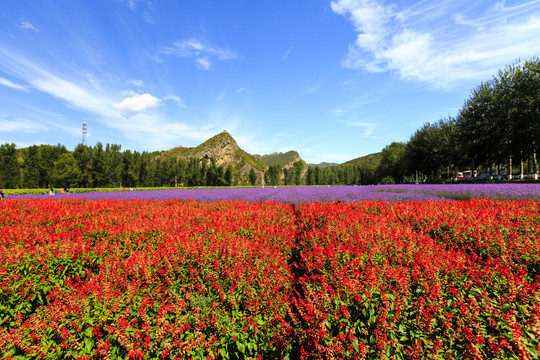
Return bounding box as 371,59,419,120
195,57,211,71
125,0,155,23
0,117,47,133
331,0,540,88
164,95,188,109
338,120,376,137
0,77,28,91
128,79,143,87
283,45,294,59
19,19,39,32
0,47,117,117
326,93,381,117
161,37,238,70
113,93,160,117
216,92,226,102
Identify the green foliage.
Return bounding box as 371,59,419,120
340,152,382,170
379,142,407,183
264,165,282,186
235,148,267,172
248,168,257,185
258,151,301,168
51,153,81,188
0,143,20,188
380,176,395,184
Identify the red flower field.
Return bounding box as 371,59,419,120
0,198,539,359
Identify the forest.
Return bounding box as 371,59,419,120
0,58,538,189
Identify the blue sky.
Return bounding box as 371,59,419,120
1,0,540,164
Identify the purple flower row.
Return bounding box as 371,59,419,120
6,184,539,203
378,183,540,201
7,186,446,203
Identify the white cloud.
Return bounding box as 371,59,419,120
331,0,540,88
113,93,160,117
339,120,375,137
129,79,143,87
0,47,118,117
164,95,188,109
161,37,238,70
32,75,115,116
19,19,39,32
196,56,211,70
0,117,47,133
0,77,28,91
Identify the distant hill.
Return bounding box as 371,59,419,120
338,152,382,170
161,131,267,184
308,162,338,168
255,150,304,169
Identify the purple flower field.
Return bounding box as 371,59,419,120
7,183,540,203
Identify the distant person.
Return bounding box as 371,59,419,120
49,188,54,196
0,188,4,200
66,187,70,193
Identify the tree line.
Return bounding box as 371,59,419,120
0,143,239,189
403,58,539,182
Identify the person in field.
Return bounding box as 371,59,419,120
0,188,4,200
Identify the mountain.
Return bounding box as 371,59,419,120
255,150,305,169
308,162,338,168
338,152,382,170
161,131,267,184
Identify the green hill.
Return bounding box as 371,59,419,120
339,152,382,170
161,131,267,183
256,150,304,168
308,162,338,168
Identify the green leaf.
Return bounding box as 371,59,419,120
84,326,93,338
237,341,245,353
84,337,94,353
218,348,229,359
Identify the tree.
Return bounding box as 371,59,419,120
264,165,281,186
0,143,20,188
406,123,441,179
106,144,123,187
122,150,140,187
378,142,407,183
224,166,233,186
38,144,68,188
21,145,41,188
73,144,94,187
457,59,540,176
293,161,304,185
51,153,81,187
248,168,257,185
91,143,108,187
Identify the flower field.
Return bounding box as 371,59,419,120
1,197,539,359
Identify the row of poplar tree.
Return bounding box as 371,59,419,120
0,143,240,189
404,58,539,182
329,57,540,184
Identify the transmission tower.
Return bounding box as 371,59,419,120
82,122,87,146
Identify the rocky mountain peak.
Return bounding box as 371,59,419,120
198,131,239,166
